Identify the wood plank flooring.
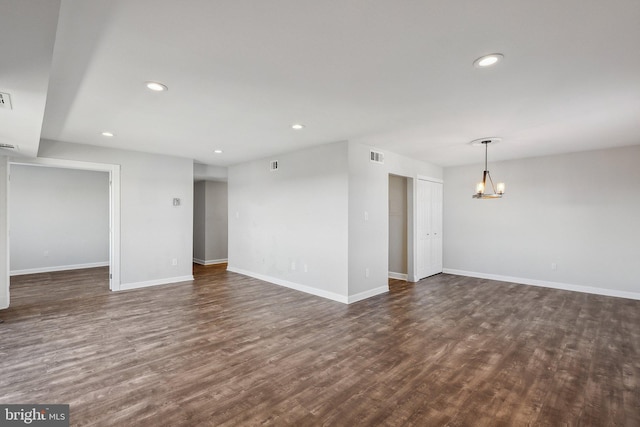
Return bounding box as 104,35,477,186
1,265,639,426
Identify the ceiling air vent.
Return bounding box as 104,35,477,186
270,160,279,171
0,92,12,110
370,150,384,164
0,143,18,150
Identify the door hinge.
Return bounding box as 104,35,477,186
109,274,112,279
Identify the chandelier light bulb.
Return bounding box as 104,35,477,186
470,138,505,199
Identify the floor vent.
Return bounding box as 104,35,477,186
270,160,279,171
0,92,12,110
370,150,384,164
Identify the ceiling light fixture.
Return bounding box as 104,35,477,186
291,124,305,130
145,81,168,92
471,138,505,199
101,131,114,137
473,53,504,68
214,149,223,154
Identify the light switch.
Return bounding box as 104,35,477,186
173,198,181,206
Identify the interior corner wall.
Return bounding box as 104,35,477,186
227,141,349,302
37,139,194,287
193,181,206,262
9,165,109,274
204,181,228,262
0,156,9,309
347,141,442,301
443,145,640,298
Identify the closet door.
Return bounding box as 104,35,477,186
416,179,432,279
430,181,443,274
416,179,443,279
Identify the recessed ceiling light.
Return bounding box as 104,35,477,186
214,149,223,154
291,124,305,130
473,53,504,68
145,81,168,92
101,131,114,137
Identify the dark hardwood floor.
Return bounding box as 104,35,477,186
1,265,639,426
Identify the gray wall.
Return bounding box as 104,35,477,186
193,180,228,263
37,139,194,286
204,181,228,262
193,181,206,262
228,141,350,300
443,145,640,297
388,175,407,275
0,157,8,308
10,165,109,274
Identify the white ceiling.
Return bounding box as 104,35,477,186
0,1,60,158
9,0,640,166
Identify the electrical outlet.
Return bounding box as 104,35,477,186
291,261,296,271
365,268,370,278
172,258,178,266
43,250,49,257
364,211,369,221
303,264,308,273
551,263,557,271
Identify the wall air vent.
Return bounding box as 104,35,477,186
270,160,279,171
0,143,18,151
0,92,12,110
370,150,384,164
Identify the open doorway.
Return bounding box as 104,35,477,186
7,158,120,299
389,174,408,282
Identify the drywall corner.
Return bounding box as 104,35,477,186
0,156,9,309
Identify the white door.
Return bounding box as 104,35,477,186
430,181,443,274
416,179,443,279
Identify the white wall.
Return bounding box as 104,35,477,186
194,163,227,181
347,141,442,300
388,175,407,275
37,139,194,288
10,165,109,274
227,140,441,303
193,180,228,264
443,145,640,299
0,157,9,309
228,141,350,302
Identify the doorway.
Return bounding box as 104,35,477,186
389,174,408,281
8,158,120,295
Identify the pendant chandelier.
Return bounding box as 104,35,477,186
471,138,505,199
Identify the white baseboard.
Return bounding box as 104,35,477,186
348,286,389,304
443,268,640,301
226,266,349,304
388,272,408,281
10,262,109,276
119,275,194,291
193,258,228,265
